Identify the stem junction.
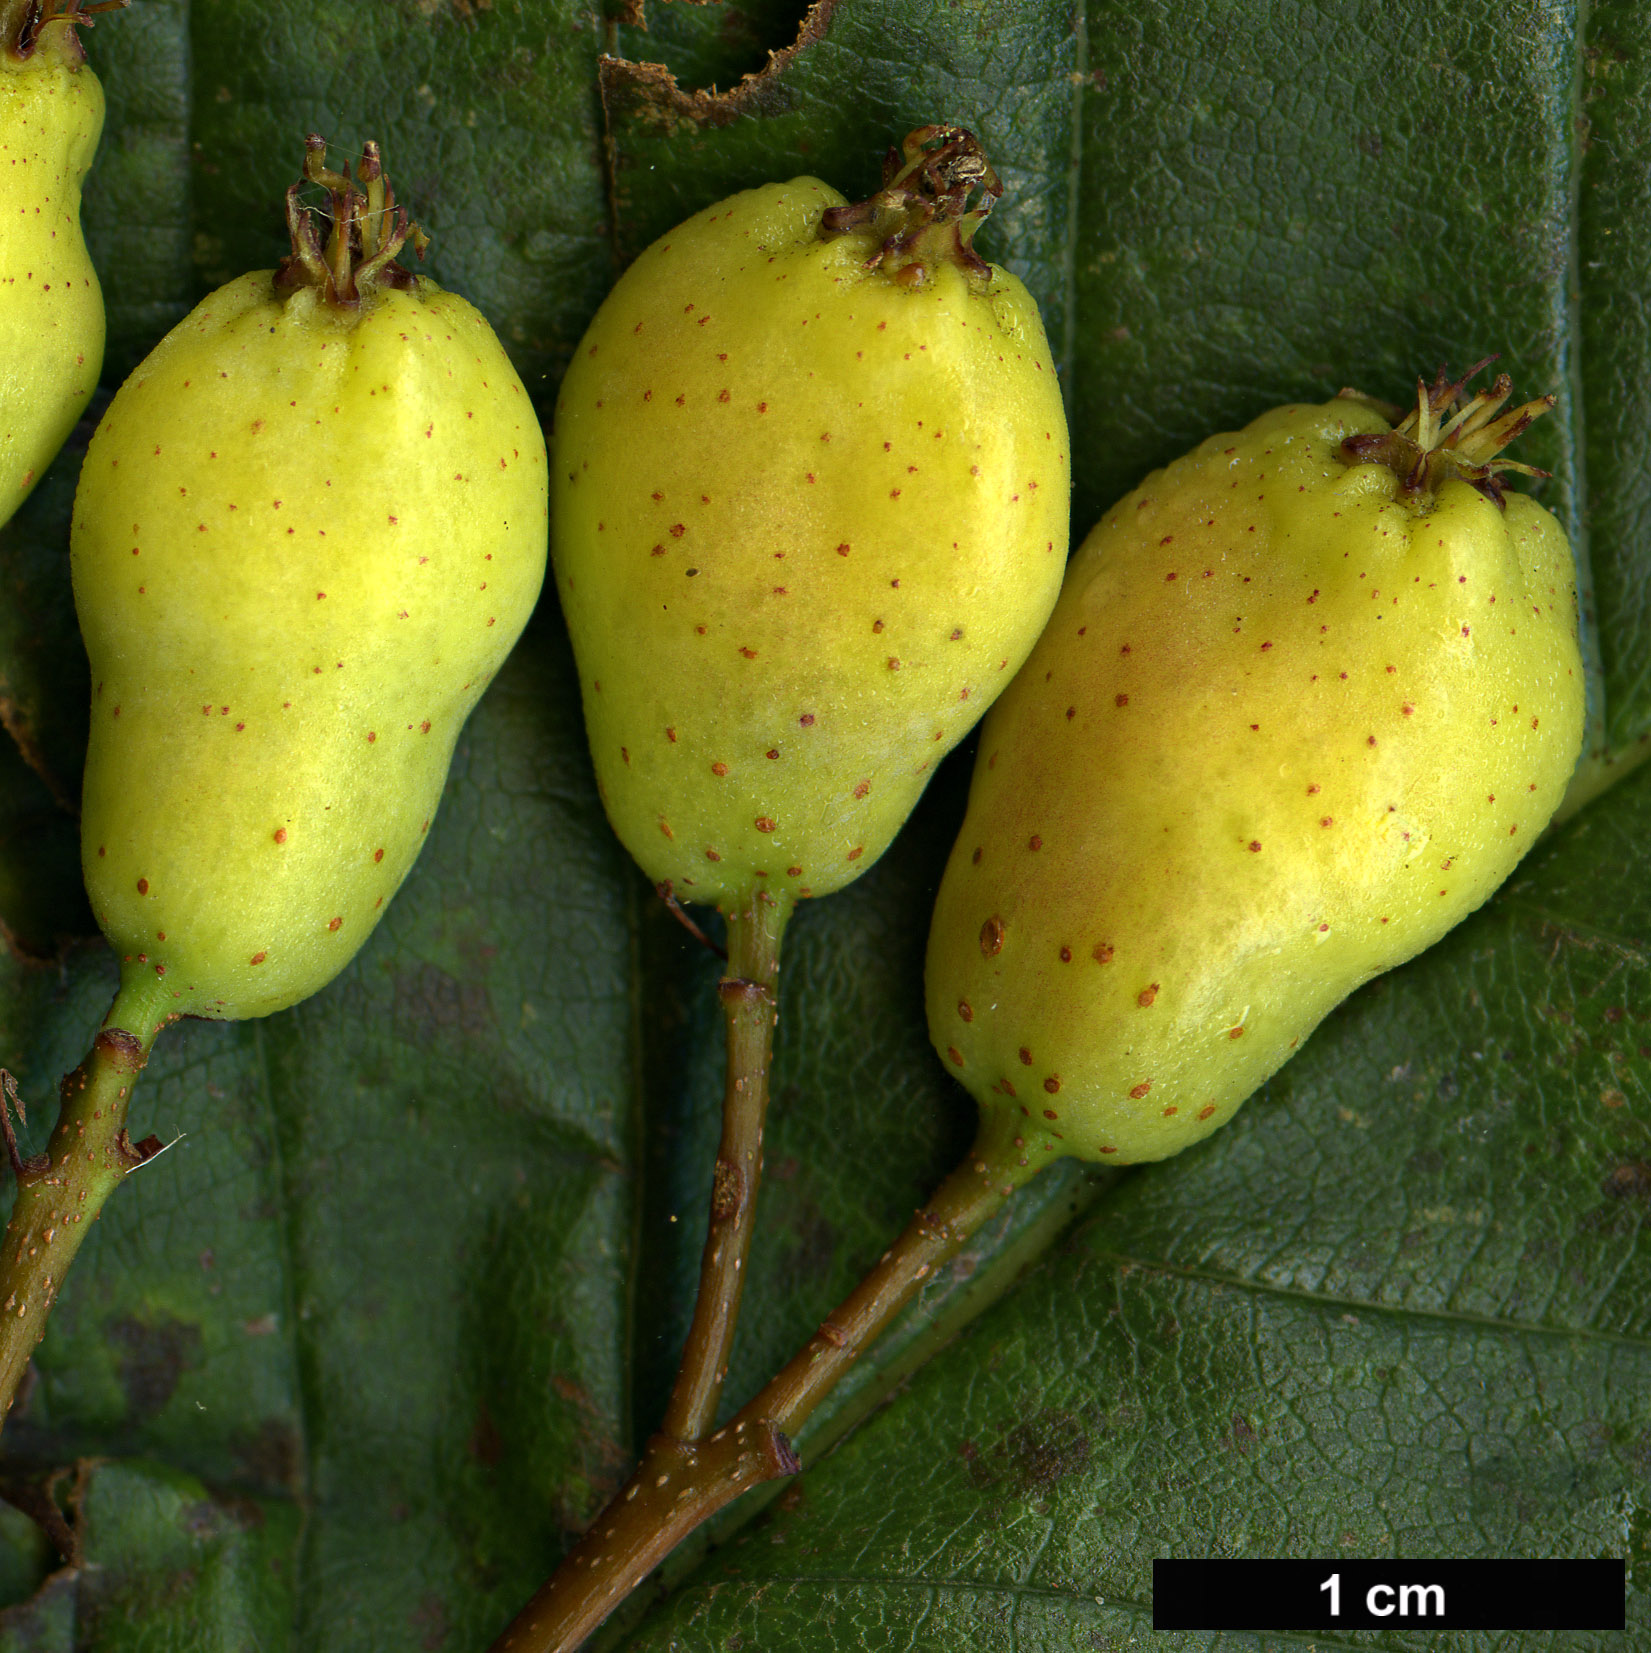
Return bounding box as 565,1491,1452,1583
491,1119,1035,1653
0,989,161,1435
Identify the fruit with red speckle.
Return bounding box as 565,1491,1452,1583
0,0,113,527
927,366,1585,1165
71,138,546,1034
552,126,1069,912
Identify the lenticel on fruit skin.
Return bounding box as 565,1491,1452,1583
926,369,1585,1166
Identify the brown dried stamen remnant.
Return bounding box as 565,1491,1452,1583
4,0,124,60
818,123,1003,285
1338,358,1554,509
274,135,430,309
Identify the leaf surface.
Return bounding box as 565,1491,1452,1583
0,1,1646,1647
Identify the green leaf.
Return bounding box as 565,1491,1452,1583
0,0,1647,1647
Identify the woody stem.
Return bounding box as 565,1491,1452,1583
661,892,790,1442
490,1125,1032,1653
0,985,160,1434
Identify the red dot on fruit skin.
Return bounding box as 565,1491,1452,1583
1129,1081,1152,1099
1248,841,1262,853
137,878,149,895
374,849,384,863
274,829,288,844
958,1001,973,1023
948,1046,964,1067
1043,1076,1060,1094
251,952,267,966
329,918,342,932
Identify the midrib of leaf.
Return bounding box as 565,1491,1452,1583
632,1574,1408,1653
1498,898,1651,963
620,875,649,1460
1567,0,1600,759
247,1017,314,1645
1058,0,1087,397
1076,1246,1651,1355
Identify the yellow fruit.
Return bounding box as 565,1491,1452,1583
927,368,1585,1166
552,127,1069,909
72,139,547,1036
0,1,108,527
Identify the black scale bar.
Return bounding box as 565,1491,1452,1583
1152,1558,1627,1631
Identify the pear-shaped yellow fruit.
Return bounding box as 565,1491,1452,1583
552,127,1069,909
1,1,108,527
927,369,1585,1166
72,139,547,1036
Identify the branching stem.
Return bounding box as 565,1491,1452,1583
491,1119,1034,1653
0,982,163,1434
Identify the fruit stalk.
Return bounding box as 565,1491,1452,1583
530,119,1068,1651
738,1121,1027,1438
661,891,789,1442
0,982,162,1431
491,1123,1030,1653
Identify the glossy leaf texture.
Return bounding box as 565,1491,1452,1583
0,0,1646,1647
